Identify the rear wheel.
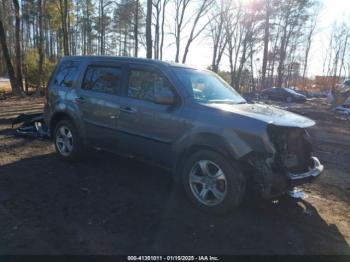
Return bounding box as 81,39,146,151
54,119,84,161
182,150,246,214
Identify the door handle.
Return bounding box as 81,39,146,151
120,106,137,113
76,96,87,103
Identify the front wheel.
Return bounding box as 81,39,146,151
182,150,246,214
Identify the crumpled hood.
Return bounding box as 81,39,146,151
207,103,315,128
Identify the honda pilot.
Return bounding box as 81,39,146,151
44,56,324,214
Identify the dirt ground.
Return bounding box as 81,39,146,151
0,96,349,255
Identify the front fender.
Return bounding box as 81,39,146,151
173,128,253,166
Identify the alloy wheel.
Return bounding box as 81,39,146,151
55,125,74,156
189,160,227,206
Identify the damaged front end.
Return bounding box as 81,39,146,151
245,125,324,198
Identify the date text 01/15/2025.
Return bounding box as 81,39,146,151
127,256,219,261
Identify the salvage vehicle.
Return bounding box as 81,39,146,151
261,87,307,103
44,56,323,214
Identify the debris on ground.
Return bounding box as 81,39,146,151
11,113,49,138
335,106,350,118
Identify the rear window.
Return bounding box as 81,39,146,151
54,61,79,88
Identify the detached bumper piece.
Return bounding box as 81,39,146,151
287,157,324,186
12,113,49,138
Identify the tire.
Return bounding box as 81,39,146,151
286,96,293,103
182,150,246,214
53,118,84,161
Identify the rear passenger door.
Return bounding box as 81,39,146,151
76,62,126,150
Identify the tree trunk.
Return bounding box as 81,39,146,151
160,0,168,60
153,1,161,59
134,0,139,57
181,0,212,64
236,41,247,91
13,0,23,91
146,0,152,59
250,44,255,93
261,0,270,90
302,36,312,88
0,18,22,96
37,0,44,92
59,0,69,56
100,0,105,55
276,25,288,88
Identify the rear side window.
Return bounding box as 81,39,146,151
82,66,122,95
54,61,79,88
127,69,173,102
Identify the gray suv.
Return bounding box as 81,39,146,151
44,56,323,214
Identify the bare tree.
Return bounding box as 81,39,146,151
276,0,312,88
98,0,114,55
173,0,190,63
225,1,244,87
261,0,271,89
181,0,214,63
134,0,140,57
172,0,213,63
146,0,153,58
0,18,21,95
235,18,257,90
58,0,70,55
13,0,23,91
209,0,228,72
37,0,45,91
302,4,321,87
159,0,169,60
153,0,161,59
324,23,350,89
338,28,349,79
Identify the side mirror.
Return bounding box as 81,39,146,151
154,90,176,105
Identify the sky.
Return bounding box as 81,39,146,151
307,0,350,76
154,0,350,78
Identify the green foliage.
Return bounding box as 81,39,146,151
24,49,55,86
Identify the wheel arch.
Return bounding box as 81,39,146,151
173,132,252,181
50,111,80,138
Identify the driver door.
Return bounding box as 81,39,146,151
116,64,186,167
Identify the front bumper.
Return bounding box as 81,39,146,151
287,157,324,186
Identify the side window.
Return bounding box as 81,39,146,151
127,69,174,102
82,66,121,95
54,61,79,88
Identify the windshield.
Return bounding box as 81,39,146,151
173,67,246,104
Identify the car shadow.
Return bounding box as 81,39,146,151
0,152,349,255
